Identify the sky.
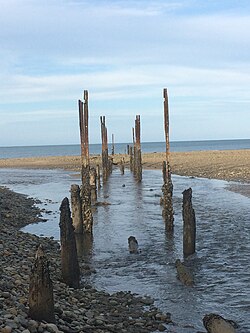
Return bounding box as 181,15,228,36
0,0,250,146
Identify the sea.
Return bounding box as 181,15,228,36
0,139,249,332
0,138,250,159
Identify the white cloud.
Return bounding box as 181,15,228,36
0,0,250,144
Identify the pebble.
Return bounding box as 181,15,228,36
0,187,193,333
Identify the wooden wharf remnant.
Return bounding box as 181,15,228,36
111,133,115,156
78,90,94,234
161,88,174,231
133,115,142,181
100,116,112,182
70,184,83,234
28,245,55,323
182,188,196,257
59,197,80,288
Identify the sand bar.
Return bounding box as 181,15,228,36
0,149,249,183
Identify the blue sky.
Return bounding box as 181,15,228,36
0,0,250,146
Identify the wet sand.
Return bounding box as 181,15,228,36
0,149,249,183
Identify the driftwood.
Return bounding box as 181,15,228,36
28,245,55,323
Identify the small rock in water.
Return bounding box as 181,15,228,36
203,313,237,333
128,236,139,254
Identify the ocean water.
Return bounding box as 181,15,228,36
0,167,249,332
0,138,250,159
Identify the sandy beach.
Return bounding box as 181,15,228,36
0,149,249,183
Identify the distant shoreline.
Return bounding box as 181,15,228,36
0,149,250,184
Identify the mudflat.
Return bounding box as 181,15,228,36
0,149,249,183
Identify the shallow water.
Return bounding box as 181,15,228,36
0,168,249,332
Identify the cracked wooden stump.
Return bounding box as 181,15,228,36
70,184,83,234
59,197,80,288
28,245,55,323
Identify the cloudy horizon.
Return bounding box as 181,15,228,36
1,0,250,146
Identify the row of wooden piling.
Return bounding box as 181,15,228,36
77,88,195,257
28,87,196,324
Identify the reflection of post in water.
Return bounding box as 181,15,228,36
182,188,196,257
75,233,93,259
161,88,174,232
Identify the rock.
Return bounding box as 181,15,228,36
158,323,166,331
1,327,12,333
203,314,237,333
128,236,139,254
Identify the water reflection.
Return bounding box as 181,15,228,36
0,168,249,332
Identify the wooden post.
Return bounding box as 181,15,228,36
89,167,97,203
100,116,110,182
182,188,196,257
96,164,101,189
70,184,83,234
133,115,142,182
28,245,55,323
111,133,115,156
59,197,80,288
162,88,174,231
129,146,133,172
127,144,130,155
120,157,125,175
79,90,93,234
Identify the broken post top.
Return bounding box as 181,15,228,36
163,88,168,99
163,87,170,163
135,115,141,147
84,90,88,101
78,90,89,166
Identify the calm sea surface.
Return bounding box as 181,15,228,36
0,139,250,159
0,166,249,332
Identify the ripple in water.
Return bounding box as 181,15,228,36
0,168,249,332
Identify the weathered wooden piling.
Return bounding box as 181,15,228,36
28,245,55,323
96,164,101,189
70,184,83,234
111,133,115,156
127,144,130,155
89,167,97,203
79,90,93,233
100,116,111,182
59,197,80,288
75,233,93,259
120,157,125,175
182,188,196,257
133,115,142,181
162,88,174,231
129,146,134,172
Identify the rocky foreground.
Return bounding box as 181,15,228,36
0,186,192,333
